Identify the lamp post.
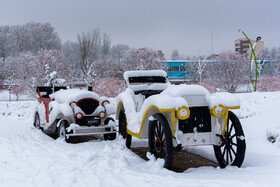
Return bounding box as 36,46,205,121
239,29,261,92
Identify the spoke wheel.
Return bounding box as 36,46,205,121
34,112,41,130
103,117,117,141
119,110,132,148
57,120,71,143
214,111,246,168
148,113,173,170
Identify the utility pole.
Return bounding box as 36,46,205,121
211,31,214,54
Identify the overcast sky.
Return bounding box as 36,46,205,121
0,0,279,58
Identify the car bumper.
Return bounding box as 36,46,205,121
66,126,116,138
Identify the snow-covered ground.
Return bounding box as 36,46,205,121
0,91,280,187
0,90,34,101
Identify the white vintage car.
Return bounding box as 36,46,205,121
34,86,116,142
116,70,245,169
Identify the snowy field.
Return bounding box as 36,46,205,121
0,91,280,187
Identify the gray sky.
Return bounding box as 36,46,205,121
0,0,279,58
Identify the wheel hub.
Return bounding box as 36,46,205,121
224,132,232,145
155,137,162,153
60,128,65,137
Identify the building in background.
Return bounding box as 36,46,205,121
234,38,264,57
163,59,273,84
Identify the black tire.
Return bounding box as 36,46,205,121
34,112,42,130
214,111,246,168
119,110,132,148
57,120,71,143
148,113,173,170
104,117,117,141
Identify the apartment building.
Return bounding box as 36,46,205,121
234,38,264,57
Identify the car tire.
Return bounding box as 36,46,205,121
57,120,71,143
148,113,173,170
34,112,42,131
104,117,117,141
213,111,246,168
119,110,132,148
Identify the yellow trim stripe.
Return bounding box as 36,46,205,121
117,101,176,139
117,100,240,138
116,101,123,120
221,106,240,136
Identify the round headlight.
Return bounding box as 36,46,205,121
69,101,77,109
176,106,190,120
210,104,225,118
75,112,83,120
98,111,106,119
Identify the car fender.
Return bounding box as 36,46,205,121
35,101,47,125
48,101,74,126
116,93,188,139
135,105,176,139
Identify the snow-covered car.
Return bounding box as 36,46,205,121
34,86,116,142
116,70,246,169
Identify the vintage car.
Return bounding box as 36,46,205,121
116,70,246,169
34,86,116,142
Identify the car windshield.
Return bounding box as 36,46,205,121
128,76,167,85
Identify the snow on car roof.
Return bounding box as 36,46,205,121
163,84,210,97
124,70,167,82
50,89,100,103
163,84,240,108
207,92,240,108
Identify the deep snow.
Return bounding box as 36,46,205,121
0,91,280,187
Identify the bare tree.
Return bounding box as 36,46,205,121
121,48,166,72
208,52,249,93
0,26,13,61
2,57,22,100
17,50,70,96
92,78,126,97
77,28,111,86
110,44,130,63
185,58,208,83
0,22,61,62
62,41,81,80
93,58,123,79
101,33,111,58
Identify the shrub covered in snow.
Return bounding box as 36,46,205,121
267,128,280,143
92,78,126,98
257,75,280,92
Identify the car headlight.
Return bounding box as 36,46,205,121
98,111,106,119
69,101,77,109
210,104,225,118
75,112,83,120
176,106,190,120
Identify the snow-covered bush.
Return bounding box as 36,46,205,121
11,85,25,101
207,52,249,93
121,48,165,71
92,78,126,98
267,128,280,143
257,76,280,92
18,50,70,96
0,22,61,60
